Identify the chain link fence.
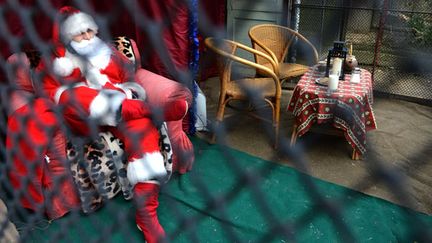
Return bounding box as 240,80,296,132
296,0,432,104
0,0,432,242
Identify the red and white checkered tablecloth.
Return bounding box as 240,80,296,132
287,66,377,155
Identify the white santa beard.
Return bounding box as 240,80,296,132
70,36,112,69
70,36,103,56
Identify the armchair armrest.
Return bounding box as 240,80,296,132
7,53,35,114
115,36,195,173
113,36,192,107
134,68,192,107
134,68,194,173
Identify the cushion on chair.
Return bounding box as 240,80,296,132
68,125,174,213
277,63,310,79
134,68,193,105
112,36,141,69
68,132,133,213
258,62,310,80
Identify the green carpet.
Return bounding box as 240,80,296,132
24,137,432,242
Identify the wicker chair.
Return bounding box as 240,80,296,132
204,37,281,147
249,24,319,89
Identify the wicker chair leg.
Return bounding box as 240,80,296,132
351,149,361,160
212,99,226,144
290,124,298,146
273,124,279,149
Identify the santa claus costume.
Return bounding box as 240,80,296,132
12,6,186,242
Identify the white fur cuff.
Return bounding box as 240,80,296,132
127,152,167,186
54,82,87,104
86,68,110,89
61,12,98,41
89,89,126,126
53,57,74,77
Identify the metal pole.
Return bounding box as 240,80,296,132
289,0,301,63
339,0,352,41
372,0,389,84
292,0,301,32
319,0,326,54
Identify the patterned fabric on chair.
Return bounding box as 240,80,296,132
68,126,173,213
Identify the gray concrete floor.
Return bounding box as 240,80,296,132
197,77,432,215
0,200,19,242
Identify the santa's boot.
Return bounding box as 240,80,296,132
134,182,166,243
121,99,188,122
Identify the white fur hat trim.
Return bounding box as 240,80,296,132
89,89,126,126
61,12,98,41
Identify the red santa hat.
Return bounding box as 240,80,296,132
55,6,99,45
52,6,98,77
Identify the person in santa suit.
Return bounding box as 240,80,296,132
17,6,185,242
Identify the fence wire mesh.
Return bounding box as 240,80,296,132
0,0,432,242
297,0,432,104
